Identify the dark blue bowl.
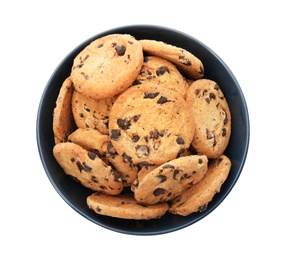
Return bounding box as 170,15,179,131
36,25,250,235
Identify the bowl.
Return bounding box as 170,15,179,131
36,25,250,235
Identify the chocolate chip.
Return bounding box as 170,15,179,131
176,137,185,145
136,145,149,158
176,149,185,158
117,118,131,130
83,162,92,172
222,128,227,136
163,164,174,169
144,92,159,99
132,135,140,142
115,44,126,56
198,159,203,164
153,188,166,197
97,44,103,48
113,171,122,182
198,204,208,212
132,79,142,85
199,65,204,75
110,129,121,140
156,66,169,76
209,93,216,100
178,56,191,66
157,96,169,104
152,129,159,139
88,151,97,160
122,153,132,164
133,115,140,122
173,169,179,180
157,175,167,183
76,161,83,172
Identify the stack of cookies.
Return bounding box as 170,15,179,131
52,33,232,219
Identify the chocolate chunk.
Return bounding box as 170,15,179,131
163,164,174,169
173,169,179,180
198,204,208,212
178,56,191,66
76,161,83,172
136,145,149,158
144,92,160,99
114,44,126,56
222,128,227,136
209,93,216,100
83,163,92,172
113,171,122,182
122,153,132,164
157,96,169,104
88,151,97,160
153,188,166,197
156,66,170,76
176,137,185,145
157,175,167,183
132,135,140,142
133,115,140,122
117,118,131,130
110,129,121,140
132,79,142,85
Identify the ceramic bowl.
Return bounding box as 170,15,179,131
36,25,250,235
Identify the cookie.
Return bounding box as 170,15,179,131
132,55,187,97
133,155,208,205
87,192,168,220
52,77,76,144
68,128,138,186
109,84,195,166
71,90,116,134
68,128,109,157
53,142,123,195
71,34,143,100
186,79,231,159
169,155,231,216
139,39,204,79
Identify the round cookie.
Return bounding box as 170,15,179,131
133,55,187,97
169,155,231,216
71,90,116,134
53,77,76,144
87,192,169,220
133,155,208,205
186,79,231,159
139,39,204,80
108,84,195,166
68,128,139,186
71,34,143,100
53,142,123,195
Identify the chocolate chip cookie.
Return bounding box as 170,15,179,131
53,77,76,144
186,79,231,159
53,142,123,195
169,155,231,216
71,34,143,100
109,84,195,166
87,192,168,220
132,155,208,205
139,39,204,79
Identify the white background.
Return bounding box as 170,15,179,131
1,0,290,259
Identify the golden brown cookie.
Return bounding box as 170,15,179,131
71,34,143,100
68,128,109,157
71,90,117,134
53,142,123,195
87,192,169,220
186,79,231,159
139,39,204,79
169,155,231,216
109,84,195,166
133,155,208,205
52,77,76,144
133,55,187,97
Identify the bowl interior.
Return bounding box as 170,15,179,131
36,25,249,235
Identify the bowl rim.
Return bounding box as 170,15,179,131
36,24,250,235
